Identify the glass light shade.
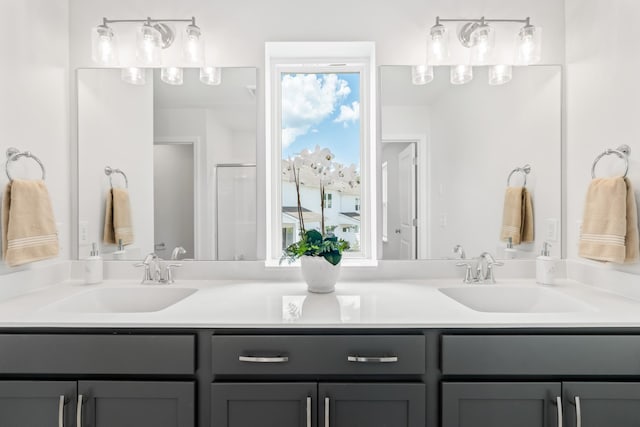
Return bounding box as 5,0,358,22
515,25,542,65
200,66,222,85
450,65,473,85
136,24,162,66
161,67,184,85
183,24,204,64
91,25,118,66
411,65,434,85
121,67,146,85
427,24,449,65
470,24,495,64
489,65,513,85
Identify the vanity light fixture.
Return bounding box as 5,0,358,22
427,16,541,66
161,67,184,85
489,64,513,85
91,16,206,67
411,65,434,85
200,66,222,85
450,64,473,85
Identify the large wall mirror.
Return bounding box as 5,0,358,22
77,67,257,261
379,65,562,260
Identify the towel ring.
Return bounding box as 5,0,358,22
507,164,531,186
104,166,129,188
591,145,631,179
5,147,46,181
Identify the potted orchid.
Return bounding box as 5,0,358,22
281,147,352,293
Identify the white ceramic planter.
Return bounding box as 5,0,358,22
300,255,341,293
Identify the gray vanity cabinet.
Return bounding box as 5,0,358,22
78,381,195,427
563,382,640,427
211,382,425,427
442,382,562,427
0,381,77,427
211,383,317,427
320,383,426,427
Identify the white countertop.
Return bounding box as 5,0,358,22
1,277,640,328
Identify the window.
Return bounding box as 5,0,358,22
324,193,333,209
266,42,376,265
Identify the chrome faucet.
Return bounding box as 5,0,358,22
453,245,466,259
135,252,181,284
171,246,187,260
456,251,504,284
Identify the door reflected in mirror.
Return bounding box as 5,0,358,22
77,67,257,261
379,65,562,260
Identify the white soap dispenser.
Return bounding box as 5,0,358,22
504,237,517,259
84,243,103,285
536,241,556,285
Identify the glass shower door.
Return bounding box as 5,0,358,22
215,164,257,260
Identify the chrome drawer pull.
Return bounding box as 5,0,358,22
556,396,563,427
238,355,289,363
324,397,330,427
575,396,582,427
347,355,399,363
306,396,311,427
58,395,65,427
76,395,84,427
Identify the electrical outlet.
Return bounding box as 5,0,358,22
545,218,559,242
79,221,89,245
440,214,447,228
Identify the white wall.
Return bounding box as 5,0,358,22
565,0,640,274
0,0,69,272
427,66,562,259
68,0,566,259
77,69,155,258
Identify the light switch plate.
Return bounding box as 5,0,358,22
545,218,559,242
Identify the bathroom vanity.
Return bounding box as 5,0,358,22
2,274,640,427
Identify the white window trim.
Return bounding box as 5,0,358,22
265,42,377,267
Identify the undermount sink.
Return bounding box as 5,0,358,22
47,287,197,313
439,285,595,313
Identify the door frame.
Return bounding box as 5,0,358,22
154,136,202,259
380,134,430,259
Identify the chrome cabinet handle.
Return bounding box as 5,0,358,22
575,396,582,427
58,395,65,427
347,355,398,363
556,396,563,427
324,397,330,427
306,397,311,427
76,395,84,427
238,355,289,363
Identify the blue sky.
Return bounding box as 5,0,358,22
281,73,360,169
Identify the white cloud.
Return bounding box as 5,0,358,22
334,101,360,127
281,74,350,148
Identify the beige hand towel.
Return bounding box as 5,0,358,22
103,188,134,245
579,177,639,264
500,186,534,245
1,179,59,267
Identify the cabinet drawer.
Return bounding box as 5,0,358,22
0,334,195,375
442,335,640,376
212,335,425,376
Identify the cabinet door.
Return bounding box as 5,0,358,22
443,382,562,427
211,383,317,427
78,381,194,427
564,382,640,427
0,381,76,427
319,383,425,427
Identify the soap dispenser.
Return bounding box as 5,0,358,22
84,243,103,285
536,241,556,285
504,237,517,259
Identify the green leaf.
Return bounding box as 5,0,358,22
305,229,323,245
323,250,342,266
